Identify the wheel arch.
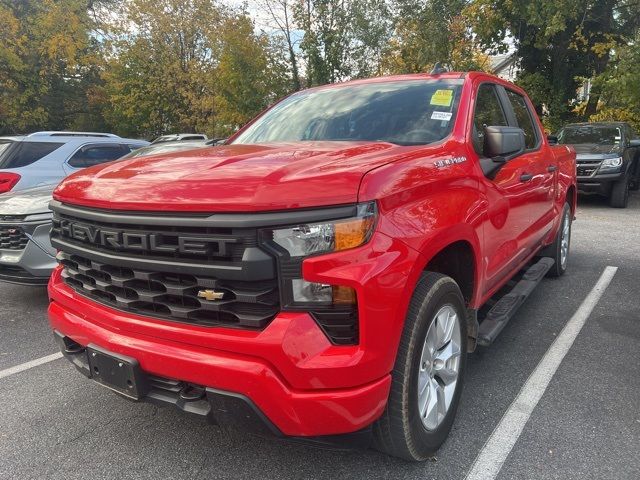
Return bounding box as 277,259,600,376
566,184,577,215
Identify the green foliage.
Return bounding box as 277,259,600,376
99,0,290,138
295,0,393,85
383,0,490,74
1,0,637,138
214,15,291,135
0,0,99,134
589,37,640,131
465,0,640,129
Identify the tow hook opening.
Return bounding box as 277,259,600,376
61,336,85,355
179,384,206,401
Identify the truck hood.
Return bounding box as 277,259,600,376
571,144,622,156
53,142,417,212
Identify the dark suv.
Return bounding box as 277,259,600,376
557,122,640,208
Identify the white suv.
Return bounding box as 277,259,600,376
0,131,148,194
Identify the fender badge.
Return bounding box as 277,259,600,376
435,156,467,168
197,290,225,301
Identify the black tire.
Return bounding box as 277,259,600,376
609,176,629,208
373,272,467,461
630,159,640,191
543,202,571,277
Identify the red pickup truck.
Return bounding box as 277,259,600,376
48,72,576,461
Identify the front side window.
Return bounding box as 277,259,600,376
232,80,463,146
0,141,64,169
472,84,508,154
505,90,538,149
68,145,128,168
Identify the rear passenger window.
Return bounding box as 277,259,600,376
505,90,538,149
0,142,64,168
68,145,128,168
473,84,508,154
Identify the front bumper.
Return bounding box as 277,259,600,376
48,231,419,437
53,330,374,447
0,222,55,285
577,171,626,195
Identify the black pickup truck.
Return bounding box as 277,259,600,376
557,122,640,208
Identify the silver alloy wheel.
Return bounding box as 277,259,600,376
560,209,571,269
417,304,462,431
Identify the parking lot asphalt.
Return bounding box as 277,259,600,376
1,192,638,480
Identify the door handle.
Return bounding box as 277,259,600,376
520,173,533,182
547,165,557,173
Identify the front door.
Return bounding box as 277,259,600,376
471,83,540,295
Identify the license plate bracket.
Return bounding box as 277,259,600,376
86,345,148,400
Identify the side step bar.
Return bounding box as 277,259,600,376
477,257,555,347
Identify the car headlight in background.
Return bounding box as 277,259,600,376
264,202,377,306
600,156,623,171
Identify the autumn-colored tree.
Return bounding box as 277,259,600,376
382,0,489,74
99,0,224,138
0,0,101,134
465,0,640,130
589,35,640,131
98,0,290,138
214,13,291,135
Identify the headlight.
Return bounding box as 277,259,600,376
600,157,623,170
271,202,377,257
263,202,377,308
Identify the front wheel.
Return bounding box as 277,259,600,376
373,272,467,461
543,202,572,277
610,176,629,208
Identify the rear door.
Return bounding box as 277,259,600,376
473,83,540,293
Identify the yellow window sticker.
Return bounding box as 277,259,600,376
430,89,453,107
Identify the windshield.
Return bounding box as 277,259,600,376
558,126,622,146
232,80,463,146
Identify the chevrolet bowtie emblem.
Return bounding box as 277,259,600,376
197,289,225,301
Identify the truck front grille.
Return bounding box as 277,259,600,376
0,226,29,250
58,251,279,329
50,203,280,330
577,160,601,177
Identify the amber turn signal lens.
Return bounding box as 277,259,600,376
335,216,375,251
332,285,357,305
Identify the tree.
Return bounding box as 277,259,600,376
589,35,640,131
0,0,99,134
382,0,489,74
465,0,640,130
295,0,353,85
257,0,302,90
214,13,291,134
99,0,290,138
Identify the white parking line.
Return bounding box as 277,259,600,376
0,352,63,380
465,265,618,480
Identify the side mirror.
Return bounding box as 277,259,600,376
483,126,526,159
630,139,640,148
547,135,558,145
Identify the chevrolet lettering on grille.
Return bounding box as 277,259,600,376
57,219,238,257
